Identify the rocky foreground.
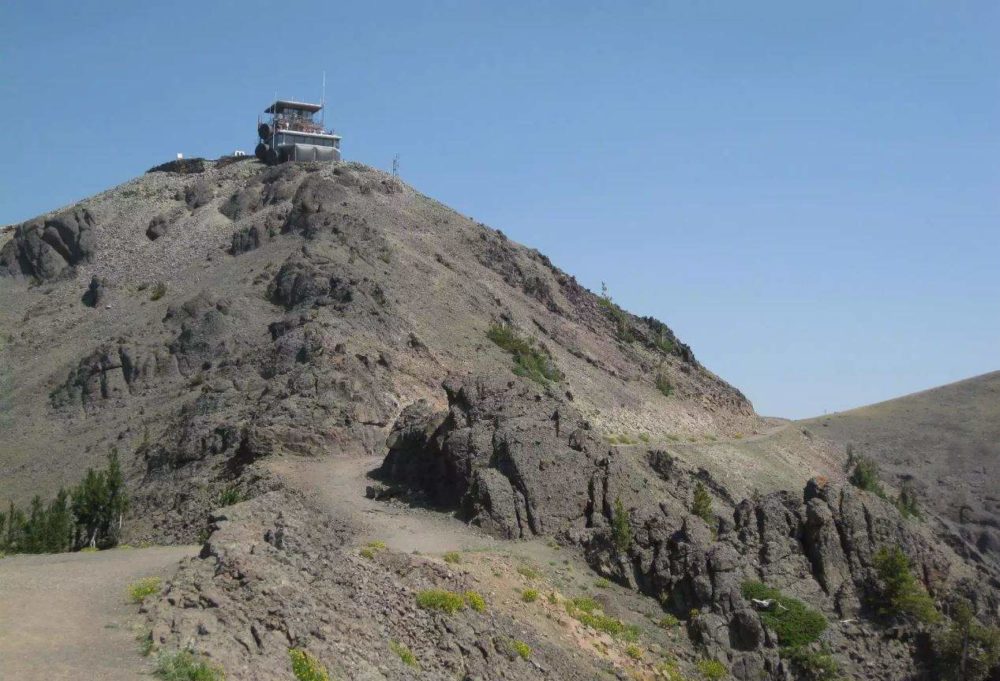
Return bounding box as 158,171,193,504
1,158,998,679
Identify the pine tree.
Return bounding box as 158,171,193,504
45,489,72,553
5,500,25,551
103,449,129,547
23,495,46,553
72,468,108,548
691,482,714,525
611,497,632,553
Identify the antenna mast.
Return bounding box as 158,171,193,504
321,71,326,128
392,154,400,177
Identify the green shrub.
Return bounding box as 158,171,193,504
443,551,461,564
512,639,531,660
390,641,419,667
781,646,840,681
691,482,714,525
697,658,727,680
598,284,635,343
872,546,939,624
658,613,680,629
464,590,486,613
655,373,673,397
216,486,244,507
741,581,828,648
360,540,386,560
625,644,643,659
849,455,886,498
150,282,168,301
522,588,539,603
612,497,632,553
288,648,329,681
154,651,225,681
895,480,922,520
486,323,562,384
594,578,610,588
128,576,162,603
416,589,466,614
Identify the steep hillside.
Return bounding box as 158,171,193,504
800,372,1000,565
2,158,998,681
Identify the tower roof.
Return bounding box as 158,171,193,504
265,100,323,114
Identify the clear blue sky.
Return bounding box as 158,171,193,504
3,1,997,418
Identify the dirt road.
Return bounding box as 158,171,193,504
0,545,196,681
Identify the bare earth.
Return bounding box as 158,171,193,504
0,545,196,681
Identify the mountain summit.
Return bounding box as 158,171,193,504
1,158,998,680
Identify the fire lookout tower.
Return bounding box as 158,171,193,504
255,100,342,165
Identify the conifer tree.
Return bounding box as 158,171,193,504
691,482,714,525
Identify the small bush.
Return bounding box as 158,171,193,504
612,497,632,553
128,577,162,603
895,480,922,520
443,551,461,564
691,482,714,525
150,282,168,301
512,639,531,660
390,641,418,667
154,651,225,681
849,455,886,498
288,648,329,681
598,285,635,343
741,581,828,648
464,590,486,613
697,658,727,680
781,646,840,681
416,589,466,614
625,644,643,660
655,373,673,397
872,546,939,624
658,613,680,629
522,588,539,603
487,323,562,384
595,578,610,588
360,540,386,560
216,486,244,507
933,598,1000,681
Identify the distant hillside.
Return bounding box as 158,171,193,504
801,372,1000,562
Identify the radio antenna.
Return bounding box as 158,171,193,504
321,71,326,128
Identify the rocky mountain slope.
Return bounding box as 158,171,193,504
800,373,1000,569
1,158,998,680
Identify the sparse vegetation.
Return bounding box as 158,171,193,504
360,540,386,560
521,588,539,603
697,658,727,680
517,564,541,580
128,576,162,603
565,597,640,641
598,283,635,343
933,598,1000,681
150,282,168,301
741,581,828,648
416,589,466,614
154,650,225,681
594,578,610,588
288,648,329,681
656,372,673,397
691,482,714,526
611,497,632,553
872,546,939,624
625,643,643,659
443,550,461,564
390,641,419,667
895,480,922,519
486,323,562,384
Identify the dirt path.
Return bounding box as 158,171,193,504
269,455,507,554
0,545,196,681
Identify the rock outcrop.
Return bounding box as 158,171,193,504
0,207,96,279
